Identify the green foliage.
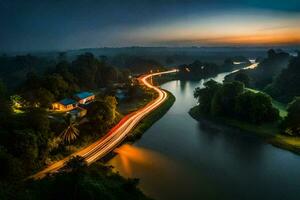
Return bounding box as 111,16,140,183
71,53,100,89
235,91,279,124
44,74,70,99
0,52,153,200
281,97,300,136
11,130,39,168
194,80,221,113
60,116,80,143
19,161,151,200
87,96,118,131
178,60,221,80
266,55,300,103
16,53,127,109
63,156,87,171
193,80,279,124
215,81,244,116
126,91,175,142
234,72,250,87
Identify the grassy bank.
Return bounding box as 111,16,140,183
189,106,300,155
125,90,175,142
245,88,288,117
102,90,175,162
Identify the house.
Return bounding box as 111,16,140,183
52,98,77,111
74,91,95,105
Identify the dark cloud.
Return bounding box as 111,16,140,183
0,0,299,52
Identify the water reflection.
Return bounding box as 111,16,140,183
196,120,265,164
109,77,300,200
110,144,223,200
113,144,168,176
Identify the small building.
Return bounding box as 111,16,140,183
52,98,77,111
74,91,95,105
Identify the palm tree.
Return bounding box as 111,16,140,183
60,115,80,143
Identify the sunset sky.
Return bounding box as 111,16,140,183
1,0,300,51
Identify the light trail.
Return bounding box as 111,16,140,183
31,69,177,179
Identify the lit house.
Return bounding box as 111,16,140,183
74,91,95,105
52,98,77,111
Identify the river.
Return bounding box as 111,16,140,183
108,69,300,200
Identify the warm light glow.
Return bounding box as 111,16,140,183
125,11,300,46
31,69,178,179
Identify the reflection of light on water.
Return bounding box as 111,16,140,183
109,144,217,200
113,144,157,176
111,144,174,177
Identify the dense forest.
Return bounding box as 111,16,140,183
194,49,300,137
193,80,279,124
265,54,300,103
0,156,151,200
0,52,155,200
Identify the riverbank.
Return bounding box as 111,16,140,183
102,90,175,162
189,106,300,155
125,90,175,143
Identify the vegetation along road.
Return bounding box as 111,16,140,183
31,69,178,179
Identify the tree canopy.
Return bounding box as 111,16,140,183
194,80,279,124
281,97,300,136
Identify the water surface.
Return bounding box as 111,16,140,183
109,72,300,200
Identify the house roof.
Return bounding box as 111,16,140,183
59,98,77,106
74,91,94,100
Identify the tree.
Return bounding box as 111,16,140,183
22,162,150,200
213,81,244,116
194,80,221,113
35,88,55,108
266,56,300,103
267,49,276,58
71,53,100,89
104,96,118,122
235,91,279,124
44,74,70,99
60,115,80,143
235,72,250,87
63,156,87,172
11,130,39,169
281,97,300,136
87,97,117,132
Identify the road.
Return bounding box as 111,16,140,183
31,69,177,179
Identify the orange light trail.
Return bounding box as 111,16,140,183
30,69,177,179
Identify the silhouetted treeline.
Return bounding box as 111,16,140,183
265,54,300,103
0,54,55,91
193,80,279,124
177,57,243,80
110,55,164,74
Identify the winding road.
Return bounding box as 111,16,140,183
31,69,177,179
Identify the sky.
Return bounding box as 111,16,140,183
1,0,300,52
